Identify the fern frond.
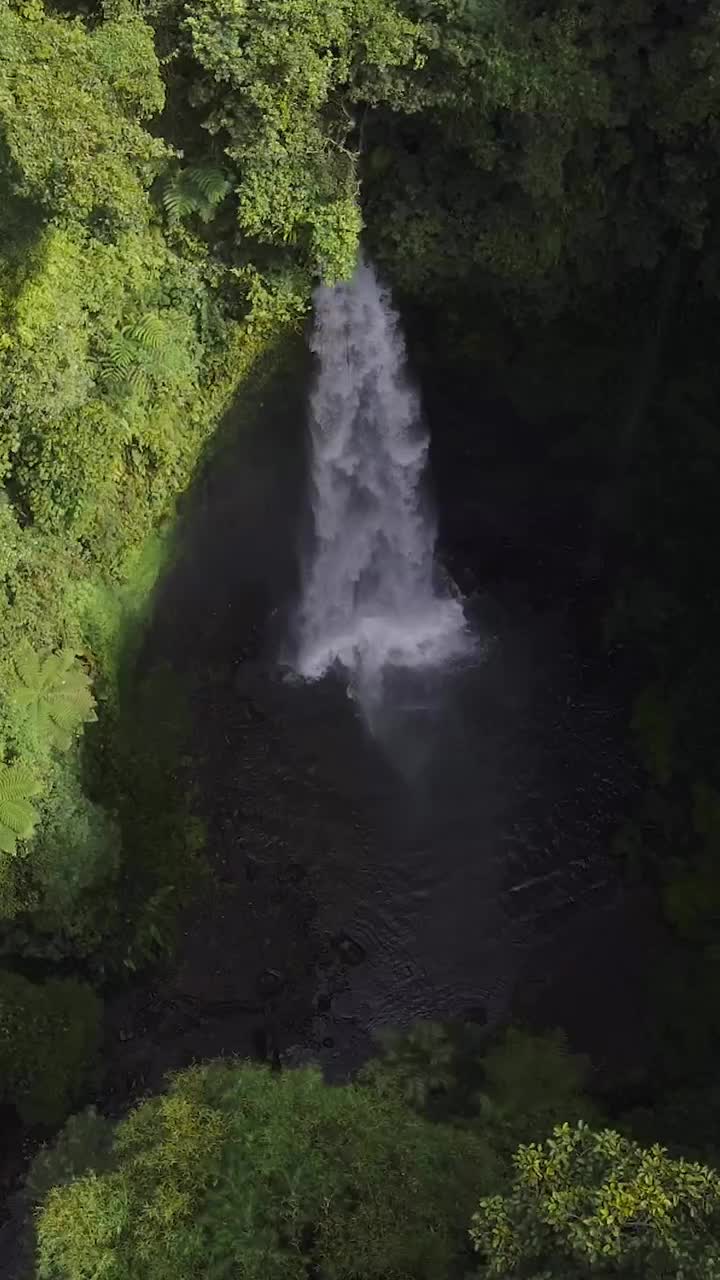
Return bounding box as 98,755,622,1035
162,179,197,223
186,166,231,205
162,166,230,226
101,333,139,385
0,762,42,798
40,650,73,687
14,645,42,692
126,366,151,397
0,761,42,856
128,314,165,351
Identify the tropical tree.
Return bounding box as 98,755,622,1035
471,1121,720,1278
35,1060,496,1280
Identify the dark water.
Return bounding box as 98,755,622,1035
110,348,661,1095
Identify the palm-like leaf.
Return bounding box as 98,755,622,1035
128,314,166,351
11,644,97,752
100,332,138,386
162,166,231,225
186,166,231,205
0,761,42,855
162,181,198,223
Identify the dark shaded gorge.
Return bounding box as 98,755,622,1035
102,325,666,1106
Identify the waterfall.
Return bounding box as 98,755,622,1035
294,258,469,712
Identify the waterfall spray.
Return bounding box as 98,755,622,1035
294,258,468,713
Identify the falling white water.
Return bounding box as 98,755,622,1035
294,258,469,710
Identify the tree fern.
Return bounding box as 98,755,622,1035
99,318,166,395
0,761,42,855
162,166,231,225
11,644,97,752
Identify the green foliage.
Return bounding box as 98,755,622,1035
26,1107,116,1207
0,507,81,662
35,1060,496,1280
663,863,720,941
29,759,121,927
360,1021,457,1109
361,1022,596,1146
99,308,200,400
359,0,720,319
470,1121,720,1278
182,0,419,280
0,760,43,856
0,969,101,1126
161,165,231,225
664,784,720,938
625,1079,720,1171
4,222,208,548
0,0,311,974
631,684,674,787
66,660,206,975
10,644,96,754
692,782,720,843
0,0,167,230
472,1028,597,1155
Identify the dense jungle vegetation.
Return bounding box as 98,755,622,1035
2,0,720,1273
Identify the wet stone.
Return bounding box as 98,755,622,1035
256,968,285,999
332,933,366,966
282,861,307,885
331,991,356,1021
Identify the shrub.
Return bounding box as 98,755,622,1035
0,970,101,1126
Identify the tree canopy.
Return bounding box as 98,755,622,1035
471,1121,720,1279
35,1060,496,1280
26,1056,720,1280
